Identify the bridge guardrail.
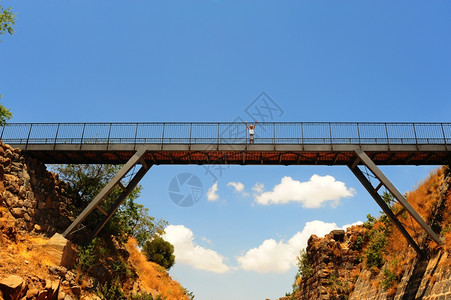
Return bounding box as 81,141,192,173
1,122,450,146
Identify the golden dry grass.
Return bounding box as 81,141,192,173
126,237,189,300
0,231,58,280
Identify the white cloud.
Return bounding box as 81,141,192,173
227,181,249,196
227,181,245,192
253,175,356,208
252,182,264,194
206,181,219,201
236,220,352,273
342,221,363,230
163,225,230,273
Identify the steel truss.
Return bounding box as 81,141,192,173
62,146,151,239
349,148,442,256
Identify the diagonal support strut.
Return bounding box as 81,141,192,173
63,146,150,238
349,164,424,255
89,163,150,240
350,148,442,254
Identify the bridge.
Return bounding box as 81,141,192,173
2,122,450,256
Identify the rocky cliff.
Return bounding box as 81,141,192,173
285,167,451,300
0,142,189,300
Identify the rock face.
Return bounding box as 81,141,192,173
291,168,451,300
295,227,451,300
0,142,74,235
0,141,191,300
42,233,76,268
350,252,451,300
297,228,364,300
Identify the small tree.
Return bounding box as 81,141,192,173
0,95,12,125
0,4,15,38
143,237,175,271
296,249,313,278
0,4,15,124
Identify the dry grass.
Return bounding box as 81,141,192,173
0,231,58,280
126,238,189,300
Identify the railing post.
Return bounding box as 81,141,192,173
107,123,112,149
329,122,333,150
54,123,60,149
273,122,276,146
161,123,166,148
26,124,33,149
0,124,6,140
80,123,86,149
441,123,447,151
412,123,418,150
301,123,304,150
217,123,220,147
357,123,361,147
134,123,138,149
189,123,192,148
385,123,390,150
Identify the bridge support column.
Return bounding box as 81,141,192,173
63,146,150,239
349,148,442,256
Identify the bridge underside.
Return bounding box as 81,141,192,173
11,143,450,165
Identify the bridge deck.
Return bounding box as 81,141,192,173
2,122,450,165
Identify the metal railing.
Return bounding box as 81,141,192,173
1,122,450,146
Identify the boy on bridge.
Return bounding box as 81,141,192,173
245,120,257,144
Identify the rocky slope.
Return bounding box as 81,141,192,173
284,167,451,300
0,142,189,300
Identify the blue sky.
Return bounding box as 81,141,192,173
1,1,450,299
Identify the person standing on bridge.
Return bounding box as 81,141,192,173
245,121,257,144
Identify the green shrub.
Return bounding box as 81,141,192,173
363,214,376,230
354,235,363,250
97,278,126,300
365,230,387,269
111,259,133,279
297,249,313,278
128,293,155,300
143,237,175,270
381,268,397,290
77,238,105,272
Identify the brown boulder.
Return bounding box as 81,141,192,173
42,233,76,268
329,229,345,242
0,275,25,300
26,288,39,298
10,208,24,218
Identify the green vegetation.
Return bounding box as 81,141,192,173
328,274,352,300
0,95,12,125
52,164,167,245
183,288,195,300
381,267,397,291
365,228,388,269
0,3,15,39
143,236,175,271
285,249,312,299
77,237,105,273
0,4,14,124
96,278,126,300
129,293,163,300
53,164,180,297
297,249,313,278
353,235,364,250
363,214,377,230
